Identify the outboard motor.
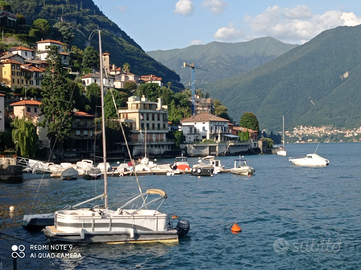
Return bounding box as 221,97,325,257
176,220,190,237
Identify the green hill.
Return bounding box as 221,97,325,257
147,37,297,86
200,25,361,132
6,0,184,91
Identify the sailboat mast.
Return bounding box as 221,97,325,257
282,115,285,148
99,30,108,208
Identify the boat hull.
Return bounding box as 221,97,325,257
43,225,179,244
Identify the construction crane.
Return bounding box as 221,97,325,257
183,62,208,115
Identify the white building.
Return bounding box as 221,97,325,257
81,72,115,91
36,39,69,66
9,46,35,60
180,113,230,143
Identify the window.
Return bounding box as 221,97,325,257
34,108,37,113
76,130,80,135
27,107,30,112
83,130,88,135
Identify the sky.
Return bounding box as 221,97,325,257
91,0,361,52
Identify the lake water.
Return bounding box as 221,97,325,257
0,143,360,269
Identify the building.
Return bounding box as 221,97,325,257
194,96,212,114
140,75,163,87
0,93,5,132
180,113,231,143
10,99,50,148
118,96,174,157
9,46,35,60
81,72,114,91
36,39,69,66
114,72,140,89
65,111,96,160
0,10,17,27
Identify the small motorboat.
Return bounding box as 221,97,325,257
61,167,79,180
229,158,255,176
191,162,214,176
200,156,224,174
289,153,329,167
83,167,102,180
172,156,191,171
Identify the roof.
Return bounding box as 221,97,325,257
10,46,34,52
36,39,64,45
74,111,95,118
181,113,229,123
10,100,41,106
1,59,23,65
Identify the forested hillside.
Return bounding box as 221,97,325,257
147,37,297,86
5,0,184,91
201,25,361,131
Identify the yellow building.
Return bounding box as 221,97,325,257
118,96,174,157
0,59,23,89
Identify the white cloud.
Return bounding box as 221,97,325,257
174,0,194,16
246,5,361,43
190,40,203,46
214,23,244,41
201,0,228,15
115,6,126,13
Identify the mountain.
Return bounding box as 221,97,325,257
147,37,298,86
200,25,361,132
6,0,184,91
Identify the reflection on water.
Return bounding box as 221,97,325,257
1,143,361,269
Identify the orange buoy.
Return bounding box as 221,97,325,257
231,222,242,233
172,215,179,219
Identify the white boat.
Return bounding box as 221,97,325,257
277,115,287,156
289,153,329,167
229,157,255,176
96,162,111,174
43,30,190,244
200,156,224,174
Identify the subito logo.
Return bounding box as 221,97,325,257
11,245,25,259
273,238,289,255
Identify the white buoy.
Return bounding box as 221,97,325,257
9,206,15,212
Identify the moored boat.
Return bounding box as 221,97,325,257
61,166,79,180
229,158,255,176
191,162,214,176
289,153,329,167
172,156,191,171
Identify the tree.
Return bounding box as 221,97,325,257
40,45,75,147
82,46,99,70
31,19,52,38
85,83,101,115
240,112,260,132
11,117,38,158
124,81,137,95
0,1,12,12
52,22,75,44
122,63,130,73
16,14,26,25
104,89,127,118
136,83,161,102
